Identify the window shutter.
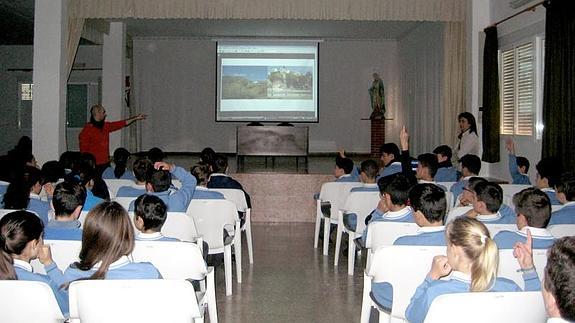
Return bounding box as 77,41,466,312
500,48,515,135
515,42,534,135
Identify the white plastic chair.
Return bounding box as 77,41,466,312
424,291,546,323
360,245,446,323
499,184,531,209
364,222,420,267
113,196,137,211
31,239,81,274
548,224,575,238
444,206,473,224
484,224,518,238
498,249,547,289
314,182,362,255
0,208,17,220
132,240,217,323
78,210,89,228
103,179,135,199
69,279,204,323
187,199,241,296
0,280,65,323
551,204,565,213
211,188,254,264
333,190,379,275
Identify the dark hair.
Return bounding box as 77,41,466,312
409,184,446,224
134,195,168,232
512,188,551,228
460,154,481,175
59,151,81,171
112,148,131,179
68,162,95,188
417,153,439,178
515,156,530,173
544,237,575,321
53,182,86,218
147,168,171,192
41,160,65,183
360,159,379,180
458,112,478,135
378,173,412,206
433,145,453,160
200,147,216,166
335,156,354,174
473,182,503,213
0,211,44,280
466,177,488,191
133,158,153,183
147,147,165,163
191,162,211,186
74,202,134,280
80,153,96,170
536,157,562,187
212,154,228,173
3,166,43,209
556,173,575,202
380,143,400,159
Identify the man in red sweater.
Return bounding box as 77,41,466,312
79,104,147,170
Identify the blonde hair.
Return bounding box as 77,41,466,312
446,217,499,292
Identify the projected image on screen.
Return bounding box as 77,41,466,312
216,41,319,122
222,66,313,100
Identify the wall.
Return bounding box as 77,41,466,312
132,38,400,153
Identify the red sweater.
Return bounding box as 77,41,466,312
79,120,126,165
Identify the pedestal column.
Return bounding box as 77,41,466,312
370,118,385,157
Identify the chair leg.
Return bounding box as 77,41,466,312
234,225,242,284
348,234,356,276
245,210,254,264
314,201,321,248
360,272,373,323
224,246,232,296
334,221,343,267
323,217,330,256
206,267,218,323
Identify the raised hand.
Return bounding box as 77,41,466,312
505,138,515,154
400,125,409,151
154,161,174,172
513,229,534,270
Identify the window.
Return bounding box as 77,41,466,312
20,83,33,101
500,42,534,136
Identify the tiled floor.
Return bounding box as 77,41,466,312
211,222,367,323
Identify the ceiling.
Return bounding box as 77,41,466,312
0,0,424,45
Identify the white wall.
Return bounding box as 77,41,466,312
132,38,399,153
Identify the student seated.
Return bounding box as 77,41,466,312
3,166,51,225
494,187,554,249
66,163,104,212
450,178,514,223
450,154,481,201
405,217,540,323
466,182,515,224
535,157,562,205
548,173,575,225
378,143,402,178
333,155,358,183
397,126,443,188
505,138,531,185
147,147,165,163
63,201,161,281
129,161,196,213
540,237,575,322
44,182,86,241
101,147,135,180
133,195,178,241
199,147,216,170
208,154,251,208
433,145,458,182
0,211,69,316
342,159,380,231
116,157,152,197
371,183,447,311
190,163,224,200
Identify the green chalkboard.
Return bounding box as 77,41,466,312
67,84,88,128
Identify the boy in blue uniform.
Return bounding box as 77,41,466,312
371,183,448,311
433,145,458,182
505,138,531,185
549,173,575,225
469,182,516,224
378,143,402,178
116,157,152,197
133,194,178,241
450,154,481,203
535,157,562,205
44,182,86,240
208,154,251,208
190,163,225,200
343,159,380,231
494,187,554,249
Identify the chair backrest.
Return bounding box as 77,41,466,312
435,182,456,192
78,210,89,228
161,211,200,242
368,245,447,320
484,224,518,238
499,184,532,209
210,188,249,212
113,196,137,211
69,279,202,323
445,206,473,224
551,204,564,213
498,249,547,289
0,280,65,322
424,291,546,323
342,191,380,233
365,222,420,250
103,179,135,199
319,182,362,218
548,224,575,238
31,239,81,274
132,241,207,280
0,208,17,220
186,199,238,253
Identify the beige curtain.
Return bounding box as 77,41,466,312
66,0,85,78
70,0,465,21
441,21,467,148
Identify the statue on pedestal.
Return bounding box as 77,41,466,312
369,72,385,120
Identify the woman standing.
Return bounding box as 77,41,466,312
455,112,479,160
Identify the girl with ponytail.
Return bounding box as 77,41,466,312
63,201,160,281
0,211,68,316
102,148,135,180
406,217,541,323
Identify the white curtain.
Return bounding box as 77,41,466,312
66,0,85,78
70,0,465,21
